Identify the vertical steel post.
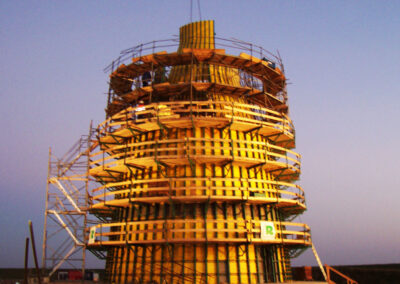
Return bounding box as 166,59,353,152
24,237,29,284
29,220,42,284
82,121,93,282
41,148,51,270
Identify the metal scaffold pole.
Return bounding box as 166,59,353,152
41,147,51,270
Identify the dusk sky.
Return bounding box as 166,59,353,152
1,1,399,268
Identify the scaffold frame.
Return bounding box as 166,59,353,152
41,123,97,278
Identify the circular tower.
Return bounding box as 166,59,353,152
88,21,311,283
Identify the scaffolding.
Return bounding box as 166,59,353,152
83,20,312,283
103,33,288,119
41,123,97,278
41,19,320,283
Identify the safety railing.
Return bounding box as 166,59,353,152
88,219,310,246
89,137,300,175
97,100,294,140
108,49,285,98
121,64,265,87
90,177,305,209
104,36,282,74
109,63,284,98
325,265,358,284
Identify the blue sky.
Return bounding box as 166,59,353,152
0,0,399,268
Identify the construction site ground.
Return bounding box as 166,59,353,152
3,264,400,283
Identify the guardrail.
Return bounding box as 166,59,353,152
97,100,294,140
104,36,283,74
90,177,305,210
88,219,310,246
90,136,300,176
325,265,358,284
108,49,286,98
112,64,271,93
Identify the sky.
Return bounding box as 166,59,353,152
0,0,399,269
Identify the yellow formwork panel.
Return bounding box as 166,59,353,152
107,243,291,283
169,20,241,87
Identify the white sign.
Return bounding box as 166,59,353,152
260,221,276,240
88,226,97,244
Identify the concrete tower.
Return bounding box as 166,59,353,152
88,21,311,283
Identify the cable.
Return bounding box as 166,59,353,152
197,0,202,21
190,0,193,22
